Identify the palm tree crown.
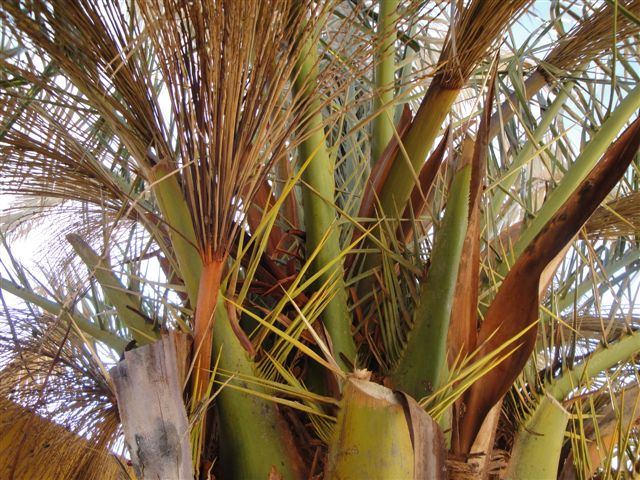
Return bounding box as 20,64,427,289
1,1,640,478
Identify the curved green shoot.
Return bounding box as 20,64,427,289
506,395,569,479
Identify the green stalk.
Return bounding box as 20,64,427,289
214,294,304,479
357,85,458,297
550,329,640,402
149,162,202,306
392,164,471,398
292,34,356,370
506,394,569,479
378,85,459,219
67,234,157,345
0,276,127,351
489,81,575,215
510,83,640,263
371,0,398,165
327,377,413,477
509,329,640,478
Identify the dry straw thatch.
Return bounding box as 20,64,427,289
586,192,640,238
0,395,132,480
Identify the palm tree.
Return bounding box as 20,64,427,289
1,0,640,478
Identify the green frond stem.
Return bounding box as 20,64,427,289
377,85,459,220
550,329,640,402
510,83,640,265
67,234,157,345
149,162,202,306
506,394,569,480
356,85,458,294
371,0,399,166
509,329,640,479
0,276,127,351
293,35,356,372
392,163,471,399
489,81,576,216
181,257,302,476
325,375,446,479
213,294,305,479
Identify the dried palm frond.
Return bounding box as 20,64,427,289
0,309,120,454
136,0,379,264
139,0,312,262
586,192,640,238
0,1,171,172
0,91,139,212
435,0,533,89
0,395,132,480
543,0,640,77
570,314,640,341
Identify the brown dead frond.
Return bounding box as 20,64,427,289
0,309,121,455
1,1,172,172
543,0,640,77
435,0,533,89
139,0,310,261
0,394,132,480
0,90,138,210
136,0,376,263
586,192,640,238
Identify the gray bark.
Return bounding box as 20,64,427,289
111,333,193,479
